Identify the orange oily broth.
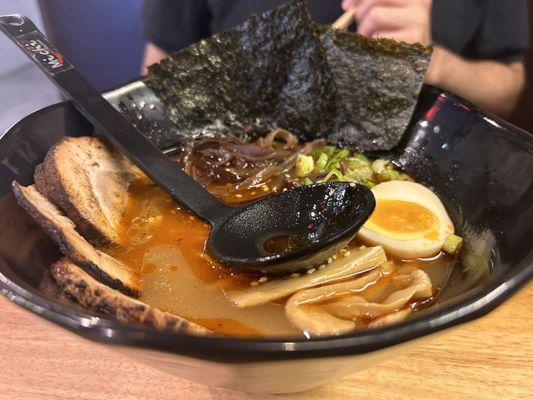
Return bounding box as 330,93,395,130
107,178,453,337
107,178,299,336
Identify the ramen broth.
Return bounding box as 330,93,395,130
105,177,454,337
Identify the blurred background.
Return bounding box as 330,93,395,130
0,0,531,134
0,0,145,133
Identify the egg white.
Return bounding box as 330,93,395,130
358,181,454,259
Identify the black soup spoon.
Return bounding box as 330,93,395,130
0,15,375,274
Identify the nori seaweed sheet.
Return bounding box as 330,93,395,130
146,0,431,151
317,26,431,150
147,0,337,139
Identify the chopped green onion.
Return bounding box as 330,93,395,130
295,154,314,177
311,148,323,160
345,166,374,182
443,234,463,255
326,161,341,170
378,169,401,182
315,153,329,172
371,159,390,174
326,149,349,170
346,157,370,171
351,153,371,166
322,169,344,182
321,146,337,157
331,148,350,161
363,180,375,189
292,145,409,189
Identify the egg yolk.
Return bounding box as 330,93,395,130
364,200,439,241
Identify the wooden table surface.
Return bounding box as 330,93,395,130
0,283,531,400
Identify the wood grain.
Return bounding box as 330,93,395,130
0,283,531,400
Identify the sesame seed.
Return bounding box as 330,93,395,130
251,191,256,195
344,251,351,257
235,194,243,198
327,257,333,264
262,185,269,192
285,174,291,178
349,182,356,187
250,281,259,286
306,268,316,274
282,188,288,192
332,254,338,260
258,276,268,283
290,273,300,278
318,264,326,270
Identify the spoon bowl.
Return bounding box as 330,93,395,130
208,182,375,274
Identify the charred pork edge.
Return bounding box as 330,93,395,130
33,139,112,245
51,257,213,335
12,182,141,297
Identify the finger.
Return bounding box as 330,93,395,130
342,0,361,11
355,0,402,22
341,0,351,11
357,6,407,37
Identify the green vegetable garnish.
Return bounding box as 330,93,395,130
315,152,329,172
294,145,409,188
330,148,350,161
302,177,314,185
295,154,314,177
371,159,391,174
345,168,373,182
346,157,371,171
351,153,371,165
322,169,344,182
443,234,463,255
321,146,337,157
378,169,401,182
363,180,375,189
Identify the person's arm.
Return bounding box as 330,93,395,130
426,47,525,116
341,0,526,117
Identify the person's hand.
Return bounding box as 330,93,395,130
341,0,432,46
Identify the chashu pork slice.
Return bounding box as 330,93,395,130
34,136,141,246
51,257,211,335
12,182,141,297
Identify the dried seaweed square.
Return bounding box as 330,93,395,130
318,27,431,150
146,0,431,151
146,0,337,139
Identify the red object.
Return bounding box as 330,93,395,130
425,105,440,121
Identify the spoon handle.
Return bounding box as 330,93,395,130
0,14,230,223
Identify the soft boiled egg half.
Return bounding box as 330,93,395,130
358,181,454,259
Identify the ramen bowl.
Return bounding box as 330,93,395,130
0,83,531,393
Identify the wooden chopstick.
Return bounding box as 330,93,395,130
332,9,356,31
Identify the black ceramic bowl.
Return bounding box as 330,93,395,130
0,83,532,393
